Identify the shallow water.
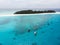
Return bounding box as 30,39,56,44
0,14,60,45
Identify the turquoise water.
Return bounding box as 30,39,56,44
0,14,60,45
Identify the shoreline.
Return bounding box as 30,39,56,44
0,12,60,16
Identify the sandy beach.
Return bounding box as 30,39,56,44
0,12,60,16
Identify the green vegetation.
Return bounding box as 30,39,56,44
14,10,56,14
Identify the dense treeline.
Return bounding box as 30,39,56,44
14,10,56,14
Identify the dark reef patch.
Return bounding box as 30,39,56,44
32,42,37,45
57,37,60,40
27,29,31,32
13,37,16,40
47,23,50,26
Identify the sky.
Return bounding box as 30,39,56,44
0,0,60,9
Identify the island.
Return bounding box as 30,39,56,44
14,10,56,14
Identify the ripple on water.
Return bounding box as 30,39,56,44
0,18,11,25
32,24,40,31
57,42,60,45
0,43,2,45
41,31,45,34
14,27,27,36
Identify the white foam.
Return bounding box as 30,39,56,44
0,12,60,16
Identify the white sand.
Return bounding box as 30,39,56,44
0,12,60,16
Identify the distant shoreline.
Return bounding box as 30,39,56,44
14,10,56,14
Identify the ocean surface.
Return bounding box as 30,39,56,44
0,11,60,45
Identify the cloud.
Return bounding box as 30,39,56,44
0,0,60,9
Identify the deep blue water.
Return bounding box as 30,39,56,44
0,14,60,45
